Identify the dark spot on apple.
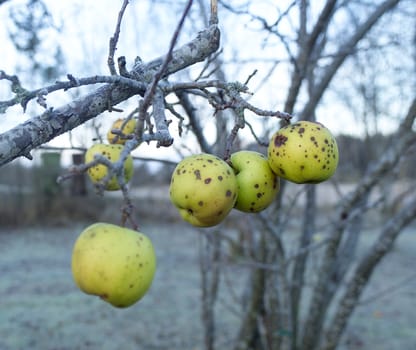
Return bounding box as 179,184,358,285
194,170,201,180
218,175,223,181
198,201,204,206
226,190,232,197
274,134,288,147
129,284,134,288
300,165,305,170
204,178,212,184
188,208,193,215
298,127,305,135
257,193,263,198
279,167,285,175
254,184,259,188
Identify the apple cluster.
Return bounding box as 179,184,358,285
169,121,339,227
169,151,279,227
84,118,137,191
70,120,338,309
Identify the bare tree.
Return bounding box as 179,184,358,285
1,1,415,350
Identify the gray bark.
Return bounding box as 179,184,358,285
0,25,220,166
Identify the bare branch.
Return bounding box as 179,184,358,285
0,20,220,167
0,74,147,112
175,90,212,153
300,0,401,119
321,195,416,350
301,96,416,350
139,0,194,116
108,0,129,75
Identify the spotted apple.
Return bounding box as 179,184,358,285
85,143,133,190
107,118,137,145
268,121,339,184
229,150,280,213
71,222,156,308
169,153,238,227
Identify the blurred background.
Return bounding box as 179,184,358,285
1,1,415,349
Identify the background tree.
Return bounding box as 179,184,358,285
1,1,415,350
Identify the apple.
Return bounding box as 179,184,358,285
169,153,238,227
268,121,339,184
71,222,156,308
85,143,134,190
229,151,280,212
107,118,137,145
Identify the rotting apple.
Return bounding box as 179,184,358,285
85,143,133,191
229,150,280,213
169,153,238,227
71,222,156,308
107,118,137,145
268,121,339,184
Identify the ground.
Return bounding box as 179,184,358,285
0,221,415,350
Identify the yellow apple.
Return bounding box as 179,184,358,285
169,153,238,227
107,118,137,145
71,222,156,308
268,121,339,184
85,143,133,190
229,151,280,213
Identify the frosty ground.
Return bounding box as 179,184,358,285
0,221,415,350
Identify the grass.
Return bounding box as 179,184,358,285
0,221,415,350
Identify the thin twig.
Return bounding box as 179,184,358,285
108,0,129,75
139,0,194,116
358,271,416,305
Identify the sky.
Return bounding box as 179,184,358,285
0,0,414,166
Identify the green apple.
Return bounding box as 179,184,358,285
229,151,280,213
169,153,238,227
85,143,133,190
71,222,156,308
107,118,137,145
268,121,339,184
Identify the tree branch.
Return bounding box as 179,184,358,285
301,96,416,350
299,0,401,119
0,23,220,166
108,0,129,75
321,195,416,350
